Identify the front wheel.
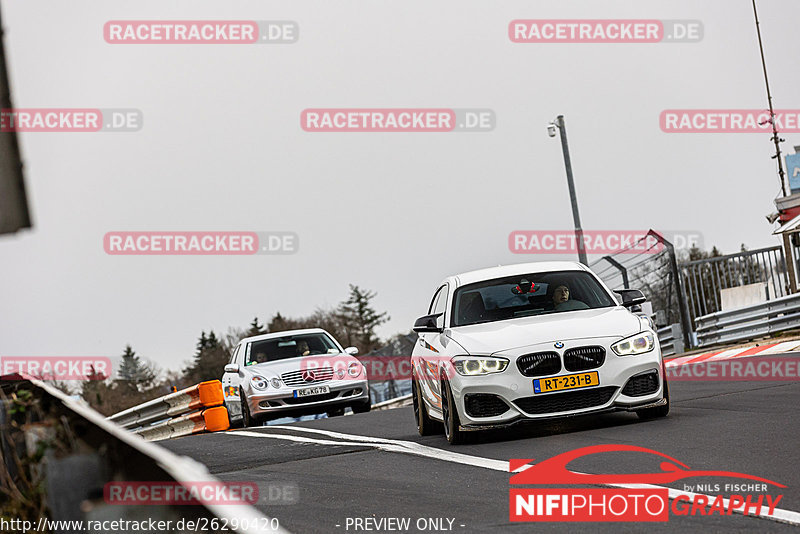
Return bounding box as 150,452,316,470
352,399,371,414
636,375,670,420
440,374,468,445
227,401,244,429
240,390,262,428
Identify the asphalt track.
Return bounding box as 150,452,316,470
163,352,800,533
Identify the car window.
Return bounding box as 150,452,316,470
432,284,448,328
428,285,446,315
246,333,340,365
229,344,240,365
452,271,616,327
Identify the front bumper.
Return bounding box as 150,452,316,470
449,342,664,429
245,379,370,417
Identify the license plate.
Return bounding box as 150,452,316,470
533,371,599,394
293,385,331,398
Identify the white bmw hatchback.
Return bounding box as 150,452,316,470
410,261,668,444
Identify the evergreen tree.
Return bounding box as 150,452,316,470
116,345,156,392
336,285,389,353
267,312,296,333
184,330,229,383
246,317,265,337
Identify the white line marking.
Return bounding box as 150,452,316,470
230,427,800,526
231,430,509,471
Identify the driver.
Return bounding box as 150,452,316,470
552,285,570,307
552,284,589,311
297,341,311,356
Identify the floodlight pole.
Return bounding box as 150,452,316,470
554,115,588,265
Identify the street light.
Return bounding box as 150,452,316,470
549,115,588,265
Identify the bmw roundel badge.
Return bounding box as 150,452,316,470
554,341,564,349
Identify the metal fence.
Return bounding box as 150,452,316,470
694,292,800,347
680,245,800,323
590,230,693,351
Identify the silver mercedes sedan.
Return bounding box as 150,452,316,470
222,328,371,426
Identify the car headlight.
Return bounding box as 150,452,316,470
270,377,281,389
452,356,509,376
251,375,269,390
336,369,346,379
348,362,361,377
611,332,655,356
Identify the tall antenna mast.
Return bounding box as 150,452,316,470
752,0,787,197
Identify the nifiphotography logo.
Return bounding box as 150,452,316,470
509,445,784,522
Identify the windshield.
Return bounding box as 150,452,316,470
451,271,616,327
246,333,341,365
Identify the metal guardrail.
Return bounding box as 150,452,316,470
371,393,412,411
694,292,800,347
657,324,684,356
108,379,229,440
1,375,281,533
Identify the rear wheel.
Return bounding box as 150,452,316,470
636,374,670,420
441,374,468,445
412,372,439,436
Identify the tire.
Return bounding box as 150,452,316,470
240,389,262,427
440,374,468,445
412,373,439,436
636,374,670,420
352,399,371,414
227,402,244,429
326,407,345,417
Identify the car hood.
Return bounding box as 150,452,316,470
242,353,353,376
446,307,643,355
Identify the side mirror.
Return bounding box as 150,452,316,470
413,313,443,333
224,363,240,373
614,289,647,308
344,346,359,356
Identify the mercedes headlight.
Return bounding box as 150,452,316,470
348,362,362,377
270,377,281,389
611,333,655,356
251,375,269,390
452,356,509,376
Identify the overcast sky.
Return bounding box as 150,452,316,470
1,0,798,373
